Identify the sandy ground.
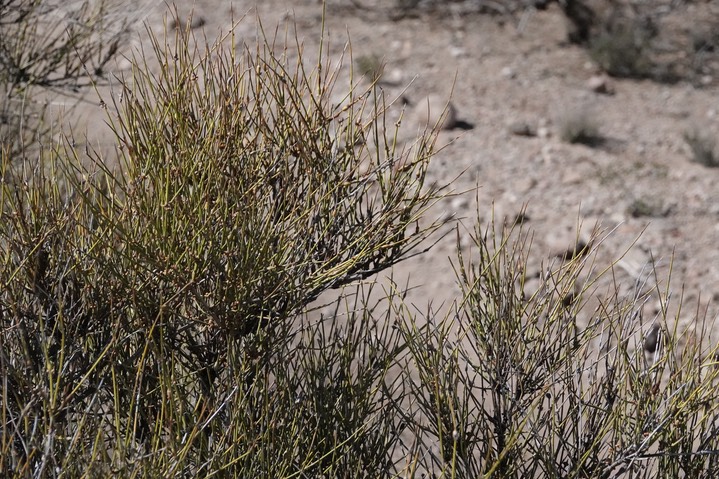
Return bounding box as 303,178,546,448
66,0,719,347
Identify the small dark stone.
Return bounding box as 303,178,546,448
508,121,536,137
558,240,589,261
512,212,531,225
644,324,661,353
561,291,577,307
171,16,206,31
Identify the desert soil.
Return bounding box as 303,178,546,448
69,0,719,347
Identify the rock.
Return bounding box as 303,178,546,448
383,68,404,86
546,220,598,261
561,289,579,307
413,95,458,131
508,120,536,137
511,211,531,225
556,240,590,261
171,15,206,31
451,197,469,211
449,46,467,58
501,66,516,79
643,324,662,353
587,75,613,94
540,143,556,162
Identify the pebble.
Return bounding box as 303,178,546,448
451,197,469,210
555,240,590,261
541,144,555,162
643,324,662,353
587,75,613,94
449,46,467,58
501,66,516,79
546,220,598,261
171,16,206,31
383,69,404,85
412,95,458,131
508,120,536,137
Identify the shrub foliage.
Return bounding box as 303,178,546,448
2,5,719,478
0,12,443,477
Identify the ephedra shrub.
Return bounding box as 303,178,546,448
0,13,445,477
0,0,131,157
3,4,719,478
397,217,719,478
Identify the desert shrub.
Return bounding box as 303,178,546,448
558,106,603,146
587,13,656,79
684,128,719,168
0,11,445,477
0,0,129,89
692,27,719,55
0,0,130,159
348,0,521,21
2,4,719,478
355,53,385,83
627,197,667,218
399,219,719,478
588,27,650,78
